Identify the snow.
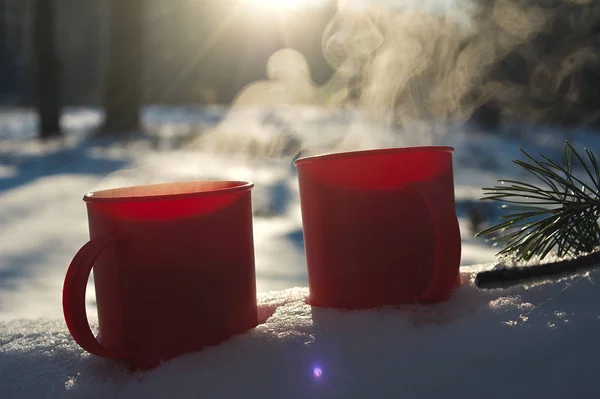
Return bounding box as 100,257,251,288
3,268,600,398
2,105,600,397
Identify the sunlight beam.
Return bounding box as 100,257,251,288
242,0,324,12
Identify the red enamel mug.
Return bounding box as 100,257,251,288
62,180,257,370
295,147,461,309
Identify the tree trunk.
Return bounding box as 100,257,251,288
33,0,61,140
102,0,143,134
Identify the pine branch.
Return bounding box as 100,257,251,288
476,141,600,262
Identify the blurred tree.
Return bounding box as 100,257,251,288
33,0,62,140
2,0,337,108
102,0,142,134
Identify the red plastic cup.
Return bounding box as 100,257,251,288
62,180,257,370
295,147,461,309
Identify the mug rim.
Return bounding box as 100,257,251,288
294,146,454,166
84,180,254,203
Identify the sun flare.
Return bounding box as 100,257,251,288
242,0,321,11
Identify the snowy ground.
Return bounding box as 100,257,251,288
2,106,600,397
4,269,600,398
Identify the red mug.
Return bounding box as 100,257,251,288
62,180,257,370
295,147,461,309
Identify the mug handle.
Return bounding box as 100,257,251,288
408,183,462,302
62,235,133,359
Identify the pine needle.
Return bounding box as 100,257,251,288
476,141,600,262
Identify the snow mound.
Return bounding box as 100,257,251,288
2,266,600,398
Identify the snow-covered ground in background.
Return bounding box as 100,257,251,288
2,106,600,398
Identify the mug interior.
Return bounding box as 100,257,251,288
85,180,253,203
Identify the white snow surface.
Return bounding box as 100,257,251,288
2,267,600,398
2,106,600,397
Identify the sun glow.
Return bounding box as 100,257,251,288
242,0,322,11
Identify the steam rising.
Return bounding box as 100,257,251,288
327,0,551,126
188,0,600,158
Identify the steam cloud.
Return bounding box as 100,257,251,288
188,0,600,158
331,0,600,128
